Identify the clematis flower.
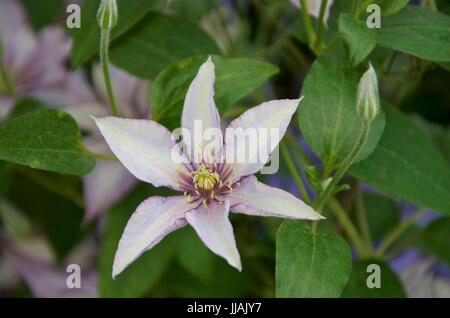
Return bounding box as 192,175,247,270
290,0,334,25
94,57,323,277
0,0,79,118
64,64,150,221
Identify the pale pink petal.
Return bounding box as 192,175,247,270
83,158,137,222
0,0,35,77
113,195,195,278
225,98,302,180
65,101,109,132
91,63,150,118
228,175,324,220
185,200,242,271
181,56,223,164
3,242,97,298
94,116,188,190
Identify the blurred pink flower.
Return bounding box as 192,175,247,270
0,0,81,118
64,64,150,222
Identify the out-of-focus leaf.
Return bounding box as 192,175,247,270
6,173,86,260
173,227,215,284
168,0,215,22
350,104,450,215
350,192,400,240
0,200,33,239
366,0,410,15
99,183,175,297
4,98,47,122
298,45,386,169
409,114,450,165
70,0,160,69
342,260,406,297
377,6,450,62
151,55,279,130
20,0,64,30
109,13,221,80
339,13,377,67
417,217,450,266
276,220,352,297
0,161,12,196
0,108,95,176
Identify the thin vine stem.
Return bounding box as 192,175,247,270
374,207,427,257
299,0,317,47
314,119,371,212
100,28,118,117
280,141,311,205
313,0,328,53
355,182,372,249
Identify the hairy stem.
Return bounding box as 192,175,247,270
100,28,118,116
315,119,371,212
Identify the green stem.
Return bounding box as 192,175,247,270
315,119,371,212
299,0,317,47
90,151,118,161
0,62,18,102
327,196,371,258
313,0,328,53
280,141,311,205
374,208,427,257
355,182,372,248
100,28,118,116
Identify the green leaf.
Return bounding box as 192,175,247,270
377,6,450,62
6,172,87,260
0,108,95,176
70,0,160,69
350,104,450,215
4,98,47,122
366,0,410,15
351,192,400,240
298,45,386,169
339,13,377,67
173,227,215,284
20,0,64,30
276,220,352,297
417,217,450,266
151,55,279,130
342,260,406,297
99,183,175,297
109,12,221,79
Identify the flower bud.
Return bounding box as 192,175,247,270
356,63,379,121
97,0,118,30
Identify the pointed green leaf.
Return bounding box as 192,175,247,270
109,12,221,79
339,13,377,67
350,104,450,215
70,0,160,69
276,220,352,297
377,6,450,62
0,108,95,176
342,260,406,297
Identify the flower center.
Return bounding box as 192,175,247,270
192,164,220,191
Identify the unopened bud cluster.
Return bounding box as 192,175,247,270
356,63,379,121
97,0,118,30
